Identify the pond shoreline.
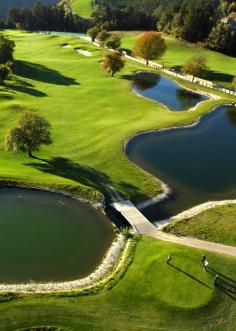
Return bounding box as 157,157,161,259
125,103,235,219
0,234,128,293
132,71,217,112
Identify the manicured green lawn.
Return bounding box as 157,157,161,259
165,204,236,246
0,30,230,204
0,237,235,330
70,0,95,17
120,32,236,87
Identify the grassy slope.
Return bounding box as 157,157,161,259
0,30,231,204
120,32,236,88
70,0,94,17
0,237,235,330
165,204,236,246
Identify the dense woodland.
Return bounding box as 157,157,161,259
1,0,236,56
95,0,236,55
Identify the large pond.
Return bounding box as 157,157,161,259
0,188,114,283
133,72,208,111
127,105,236,222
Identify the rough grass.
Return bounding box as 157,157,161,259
165,204,236,246
70,0,95,17
0,30,231,205
120,32,236,88
0,237,235,330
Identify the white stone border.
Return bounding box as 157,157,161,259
0,234,127,293
157,200,236,229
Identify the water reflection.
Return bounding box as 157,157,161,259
133,72,208,111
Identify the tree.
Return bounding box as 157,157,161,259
87,26,100,42
181,55,208,81
132,31,166,65
103,51,124,77
233,76,236,90
0,64,11,84
206,23,236,55
105,35,121,49
6,111,52,157
0,34,15,65
96,30,110,43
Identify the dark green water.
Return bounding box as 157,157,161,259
0,188,114,283
127,106,236,222
133,73,208,111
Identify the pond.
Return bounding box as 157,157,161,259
133,72,208,111
0,188,114,284
127,105,236,222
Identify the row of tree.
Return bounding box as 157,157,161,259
93,0,236,56
6,2,90,32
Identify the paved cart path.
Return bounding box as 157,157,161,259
112,200,236,257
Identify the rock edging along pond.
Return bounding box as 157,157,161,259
132,72,210,112
126,103,236,222
0,233,130,293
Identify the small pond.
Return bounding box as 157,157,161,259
133,72,208,111
127,105,236,222
0,188,114,283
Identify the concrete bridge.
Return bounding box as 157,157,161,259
111,200,157,235
111,200,236,257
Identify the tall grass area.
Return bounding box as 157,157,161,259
165,204,236,246
70,0,94,17
0,30,231,204
0,237,235,330
120,32,236,88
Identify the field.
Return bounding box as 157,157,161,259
0,30,235,330
120,32,236,88
0,30,231,205
165,204,236,246
0,237,235,330
70,0,94,17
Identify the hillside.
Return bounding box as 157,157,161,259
70,0,95,17
98,0,220,13
0,0,58,19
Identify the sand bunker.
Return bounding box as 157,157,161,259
75,48,92,57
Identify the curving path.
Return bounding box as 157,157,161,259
112,200,236,258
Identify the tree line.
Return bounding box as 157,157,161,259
4,1,90,32
94,0,236,56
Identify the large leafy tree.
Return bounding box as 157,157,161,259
133,31,166,65
6,111,52,157
0,34,15,65
103,51,124,77
181,55,208,81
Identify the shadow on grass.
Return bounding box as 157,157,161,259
6,83,47,97
26,157,149,204
206,70,234,85
207,267,236,300
208,267,236,284
26,157,113,199
169,263,212,289
170,65,234,85
15,60,80,86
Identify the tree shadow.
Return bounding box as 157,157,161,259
117,181,149,202
25,157,115,200
169,264,212,289
6,82,47,97
120,74,133,81
15,60,80,86
206,70,234,85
